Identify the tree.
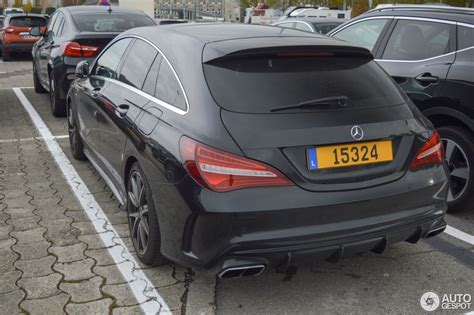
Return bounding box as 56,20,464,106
45,7,56,15
23,2,33,13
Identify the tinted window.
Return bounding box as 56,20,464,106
295,22,312,32
458,26,474,50
52,14,64,35
313,22,343,34
119,40,157,89
47,13,58,32
9,16,47,27
204,55,405,113
72,13,155,32
382,20,450,61
57,16,67,35
92,38,132,79
155,60,187,110
333,19,388,51
143,55,162,96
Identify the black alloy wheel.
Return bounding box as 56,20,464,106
439,126,474,213
127,163,166,266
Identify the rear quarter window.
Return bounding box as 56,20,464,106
203,55,405,114
458,26,474,50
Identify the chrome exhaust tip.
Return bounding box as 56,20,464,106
218,265,266,278
426,225,446,238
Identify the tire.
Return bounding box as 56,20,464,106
49,71,66,117
33,62,47,94
2,46,11,61
127,162,166,266
67,101,87,161
438,126,474,213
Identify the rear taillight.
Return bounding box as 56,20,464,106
409,130,445,170
179,137,294,192
61,41,99,58
5,27,15,33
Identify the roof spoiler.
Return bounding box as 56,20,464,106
203,45,373,63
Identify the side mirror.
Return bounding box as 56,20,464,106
75,61,90,78
29,26,42,37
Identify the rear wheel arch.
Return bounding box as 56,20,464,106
124,156,138,189
423,108,474,133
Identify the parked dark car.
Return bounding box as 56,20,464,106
31,5,156,117
273,17,346,34
0,14,47,61
328,5,474,212
67,24,448,276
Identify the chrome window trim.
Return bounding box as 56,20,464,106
458,22,474,28
395,16,457,25
97,76,187,116
375,51,456,63
376,46,474,63
331,15,458,36
90,35,190,116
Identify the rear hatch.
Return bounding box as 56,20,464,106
203,43,427,191
6,16,47,43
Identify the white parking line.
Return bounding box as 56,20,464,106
0,135,69,143
0,86,34,90
444,225,474,245
13,88,171,314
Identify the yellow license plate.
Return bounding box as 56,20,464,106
307,140,393,170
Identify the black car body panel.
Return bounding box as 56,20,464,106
69,24,448,274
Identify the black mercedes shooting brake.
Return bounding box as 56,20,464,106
67,24,449,277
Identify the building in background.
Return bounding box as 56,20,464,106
155,0,239,21
121,0,154,17
83,0,154,17
1,0,86,8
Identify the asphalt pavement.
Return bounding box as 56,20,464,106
0,59,472,315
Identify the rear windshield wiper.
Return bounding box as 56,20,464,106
270,96,348,112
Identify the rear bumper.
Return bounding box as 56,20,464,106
209,212,446,275
149,163,448,274
3,42,34,52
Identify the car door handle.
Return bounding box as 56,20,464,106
115,104,130,118
415,73,439,84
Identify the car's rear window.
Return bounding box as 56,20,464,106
10,16,47,27
203,55,406,113
72,13,155,32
